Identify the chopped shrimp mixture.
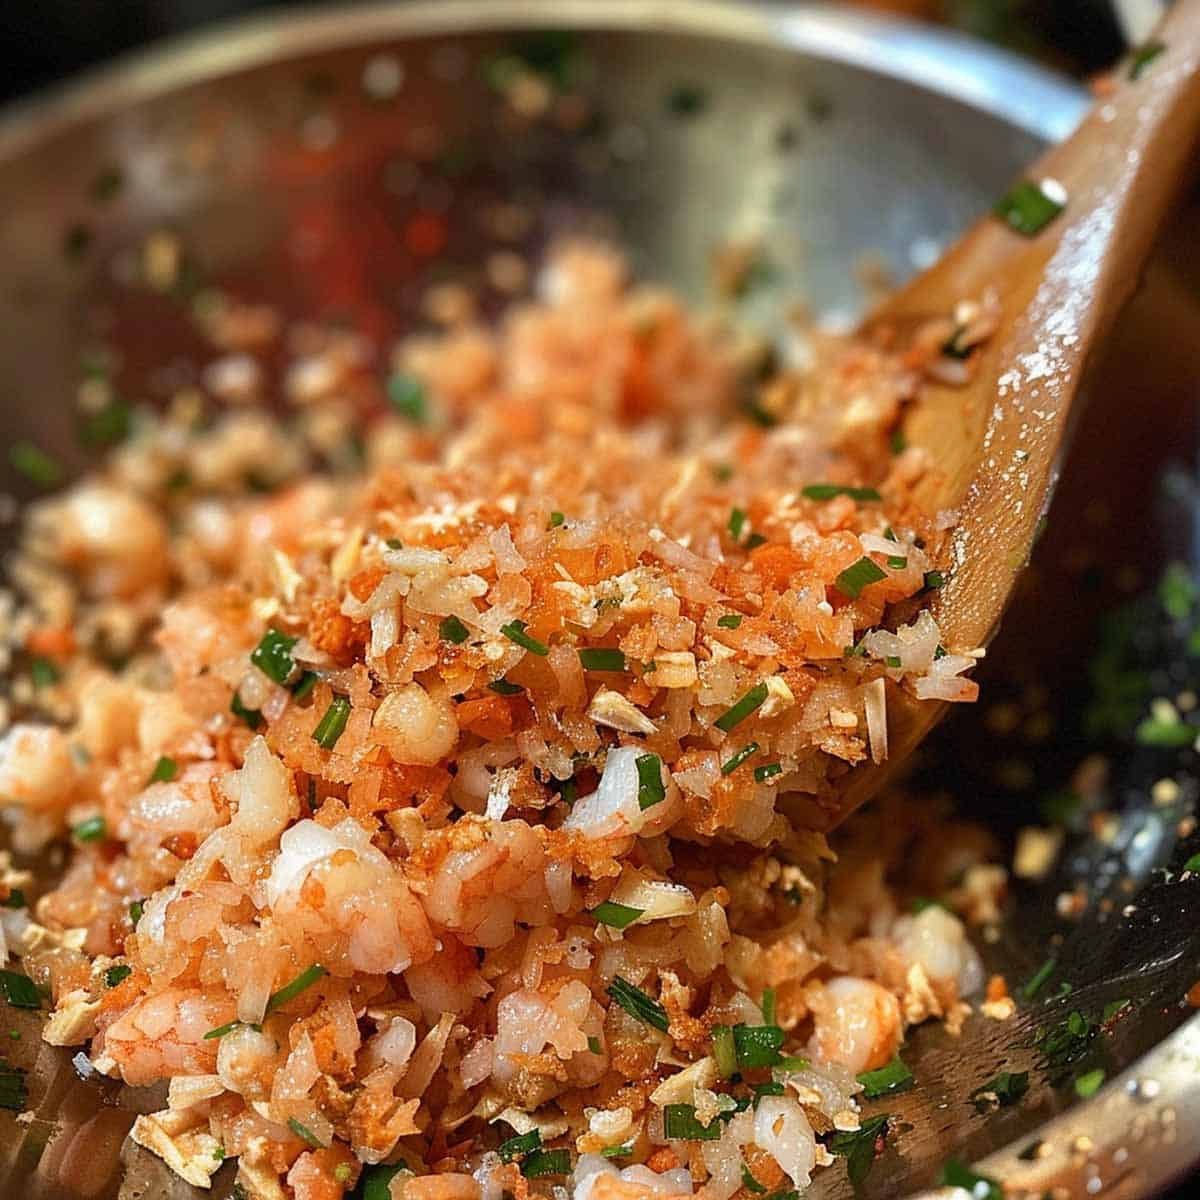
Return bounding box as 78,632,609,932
0,245,995,1198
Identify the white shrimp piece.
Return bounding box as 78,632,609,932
0,724,79,813
45,482,169,598
493,981,606,1089
698,1110,754,1200
75,675,141,761
563,746,683,840
892,905,985,997
120,764,225,859
755,1096,817,1191
423,820,551,947
575,1154,693,1200
372,683,459,765
215,1023,281,1099
266,818,434,974
359,1016,417,1075
806,976,902,1075
403,935,491,1021
101,987,232,1086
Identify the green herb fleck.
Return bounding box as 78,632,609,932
601,1143,632,1158
715,682,769,732
358,1165,406,1200
312,696,351,749
129,900,144,926
1135,715,1194,747
1129,40,1166,80
754,762,783,783
287,1116,326,1149
587,1035,603,1055
938,1159,1002,1200
0,972,40,1010
251,628,299,686
1022,957,1057,1000
579,647,627,672
712,1024,737,1078
663,1103,721,1140
548,510,565,528
857,1056,913,1099
439,615,470,644
1,891,25,911
387,372,428,423
717,614,743,630
802,484,881,502
9,442,62,488
266,963,326,1013
522,1148,571,1178
104,965,132,988
890,428,908,454
923,570,945,590
635,753,665,810
828,1114,890,1188
971,1070,1029,1108
733,1023,785,1068
607,976,668,1032
741,1163,768,1194
835,557,888,600
591,901,643,930
0,1063,27,1112
994,179,1066,237
30,658,60,688
498,1129,541,1163
488,678,524,695
721,742,760,775
230,692,263,730
1074,1068,1105,1098
501,619,549,657
73,816,106,843
149,756,177,784
728,507,748,542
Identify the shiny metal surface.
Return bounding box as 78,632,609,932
0,3,1196,1198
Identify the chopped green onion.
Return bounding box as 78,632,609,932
754,762,783,783
885,655,902,669
733,1023,785,1068
129,900,144,926
439,615,470,644
251,629,299,685
1135,716,1195,747
911,897,949,914
266,963,326,1013
592,901,643,930
721,742,760,775
728,507,747,541
923,570,945,590
715,682,768,732
717,614,743,629
292,672,318,701
522,1148,571,1178
333,1163,352,1183
498,1129,541,1162
994,179,1066,237
741,1164,767,1194
312,697,351,749
857,1056,913,1099
387,372,428,423
1074,1068,1105,1098
607,976,668,1032
1021,956,1057,1000
501,619,549,656
761,988,776,1025
802,484,881,502
1,891,25,911
1102,997,1132,1022
104,965,132,988
202,1020,246,1041
664,1103,721,1141
359,1165,406,1200
744,533,767,550
0,971,40,1010
752,1080,786,1100
73,816,106,843
1129,40,1166,80
938,1160,1002,1200
886,555,907,570
1182,853,1200,874
587,1035,603,1055
776,1054,809,1071
828,1114,890,1188
548,510,565,528
0,1063,27,1112
149,756,177,784
579,647,627,672
890,428,908,455
635,753,665,810
835,557,887,600
30,657,60,688
970,1070,1029,1107
601,1144,632,1159
287,1116,326,1149
941,327,972,360
9,441,63,488
712,1024,738,1078
79,397,132,448
488,678,524,695
230,693,263,730
385,538,403,549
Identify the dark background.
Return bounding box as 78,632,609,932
0,1,1188,1199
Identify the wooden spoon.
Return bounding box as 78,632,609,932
824,4,1200,826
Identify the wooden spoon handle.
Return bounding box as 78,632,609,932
827,9,1200,828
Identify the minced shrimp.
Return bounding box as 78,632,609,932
0,242,993,1198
